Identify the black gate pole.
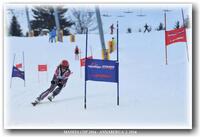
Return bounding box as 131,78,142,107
117,21,119,106
84,28,88,109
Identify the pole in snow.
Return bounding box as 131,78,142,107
181,9,189,62
53,6,61,41
117,21,119,106
164,11,168,65
22,52,26,87
84,27,88,109
95,6,108,60
25,6,31,36
10,54,16,88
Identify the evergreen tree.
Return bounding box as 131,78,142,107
9,15,23,36
30,6,74,35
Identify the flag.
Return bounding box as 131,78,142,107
165,27,187,46
80,56,93,67
16,63,22,68
38,65,47,71
12,66,25,80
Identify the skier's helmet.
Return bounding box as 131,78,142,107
61,60,69,68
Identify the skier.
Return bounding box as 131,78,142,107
144,23,150,33
32,60,71,106
175,21,180,29
49,27,57,43
110,24,115,35
74,45,80,60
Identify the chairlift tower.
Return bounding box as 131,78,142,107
25,6,32,36
53,6,63,42
53,7,60,33
95,6,108,59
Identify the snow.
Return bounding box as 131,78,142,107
4,30,192,129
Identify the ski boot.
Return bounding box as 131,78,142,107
48,95,54,102
31,98,40,106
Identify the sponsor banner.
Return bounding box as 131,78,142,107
86,59,118,83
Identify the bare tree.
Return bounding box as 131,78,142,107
70,8,97,34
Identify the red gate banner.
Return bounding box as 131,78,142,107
165,27,187,46
16,63,22,68
80,56,93,67
38,65,47,71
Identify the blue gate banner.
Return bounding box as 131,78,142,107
85,59,118,83
12,66,25,80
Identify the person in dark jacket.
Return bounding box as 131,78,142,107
110,24,115,35
74,45,80,60
144,23,150,33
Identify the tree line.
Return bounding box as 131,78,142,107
8,6,190,36
8,6,97,37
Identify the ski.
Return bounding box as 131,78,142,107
31,98,53,106
31,102,39,106
48,96,53,102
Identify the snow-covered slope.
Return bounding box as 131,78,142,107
4,30,192,129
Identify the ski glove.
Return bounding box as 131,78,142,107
58,79,62,83
57,79,63,87
51,80,56,85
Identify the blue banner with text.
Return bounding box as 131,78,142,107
85,59,118,83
